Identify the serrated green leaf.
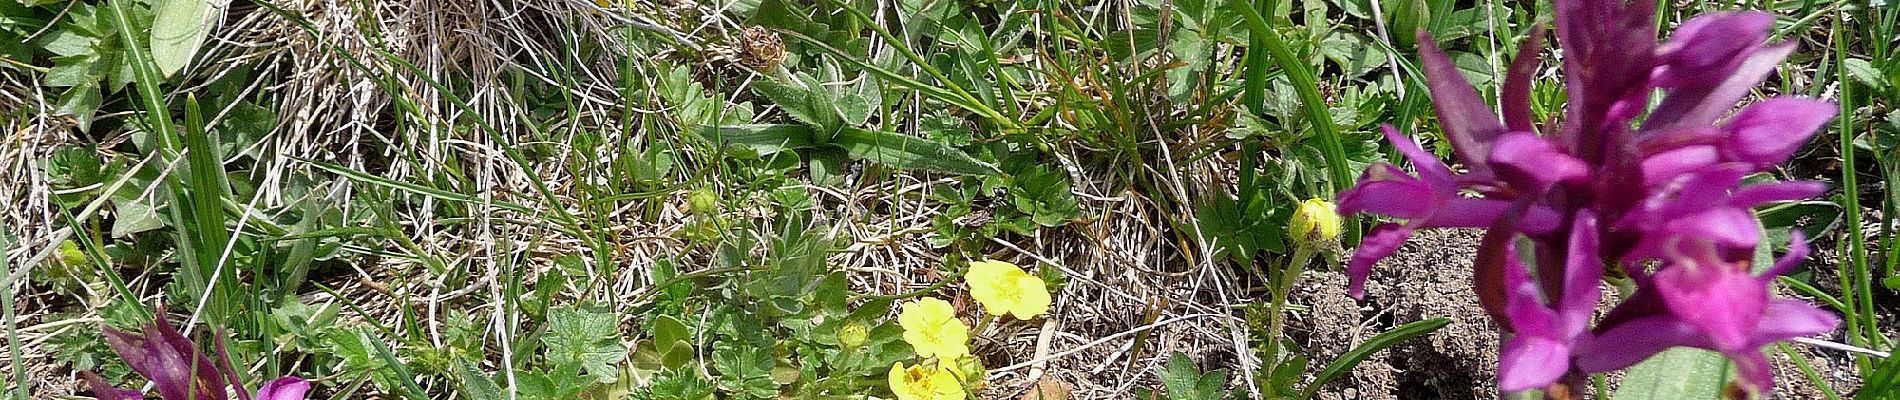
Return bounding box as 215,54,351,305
457,360,505,400
1615,347,1730,400
831,127,997,176
544,306,628,384
1158,353,1226,400
712,341,779,399
150,0,215,76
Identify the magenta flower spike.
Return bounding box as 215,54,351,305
84,307,310,400
1335,0,1841,394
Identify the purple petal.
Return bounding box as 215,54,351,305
82,371,146,400
1488,132,1589,191
1640,147,1721,185
1337,164,1436,219
1576,315,1704,372
1763,232,1811,278
1498,336,1572,392
1722,98,1837,167
1559,212,1604,332
1634,126,1728,155
1416,34,1508,171
102,313,231,400
1503,245,1560,336
1729,350,1776,396
1729,181,1827,209
1347,223,1414,298
256,377,312,400
1554,0,1658,159
1654,242,1766,352
1666,207,1761,250
1419,198,1517,228
1652,12,1775,88
1749,299,1840,344
1381,125,1457,194
1503,25,1547,133
1647,42,1797,129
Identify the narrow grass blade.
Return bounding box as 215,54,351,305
0,237,25,400
1299,317,1450,400
1229,1,1354,196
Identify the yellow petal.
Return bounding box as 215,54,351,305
1008,275,1052,319
888,362,914,400
968,260,1027,317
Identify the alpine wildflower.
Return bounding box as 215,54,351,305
966,259,1052,320
897,297,971,359
1336,1,1840,394
83,307,310,400
887,361,966,400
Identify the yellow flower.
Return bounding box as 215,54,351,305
888,361,966,400
966,259,1052,320
1290,198,1341,247
897,298,970,359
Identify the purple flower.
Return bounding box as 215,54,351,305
1336,0,1839,394
83,307,310,400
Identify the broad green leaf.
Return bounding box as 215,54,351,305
544,306,628,384
652,315,690,353
109,196,165,238
55,84,102,131
1843,58,1887,92
1155,353,1227,400
696,124,820,156
1615,347,1730,400
150,0,216,76
712,341,779,399
831,127,997,176
457,360,505,400
753,79,833,130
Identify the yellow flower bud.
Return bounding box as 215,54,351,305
839,322,868,347
1290,198,1341,247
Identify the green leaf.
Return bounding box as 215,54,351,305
109,195,165,238
696,124,821,156
1008,166,1081,227
712,341,780,399
1156,353,1227,400
1615,348,1731,400
149,0,215,76
457,360,505,400
652,315,690,353
1843,58,1887,92
831,127,997,176
54,84,102,131
544,306,628,384
753,79,835,130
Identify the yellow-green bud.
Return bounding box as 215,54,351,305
687,188,719,215
838,322,868,347
1290,198,1341,247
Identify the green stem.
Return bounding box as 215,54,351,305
1269,246,1318,350
1832,12,1875,374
